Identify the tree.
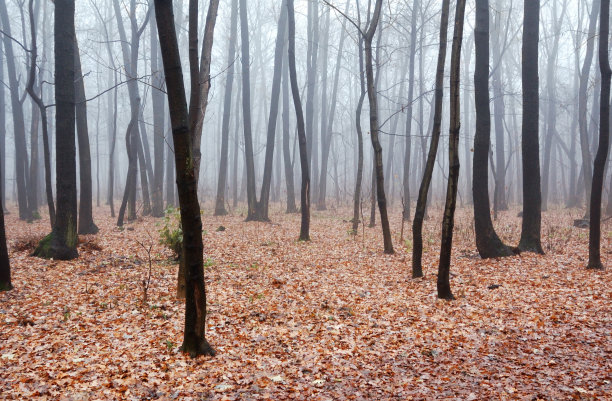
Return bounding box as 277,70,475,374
472,0,514,258
282,45,298,214
438,0,466,300
287,0,310,241
0,157,10,291
33,0,78,260
214,0,239,216
74,39,99,234
153,0,215,357
0,0,30,221
150,5,166,218
364,0,393,254
587,0,610,270
518,0,544,254
412,0,450,278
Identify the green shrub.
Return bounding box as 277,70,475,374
159,207,183,259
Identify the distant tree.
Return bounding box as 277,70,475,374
150,5,166,218
33,0,78,260
472,0,513,258
518,0,544,254
74,39,99,234
153,0,216,357
0,0,30,220
588,0,610,270
287,0,310,241
412,0,450,278
437,0,466,300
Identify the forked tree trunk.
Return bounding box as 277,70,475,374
518,0,544,254
33,0,78,261
287,0,310,241
282,48,298,214
412,0,450,278
154,0,215,358
438,0,466,301
472,0,513,258
588,0,610,270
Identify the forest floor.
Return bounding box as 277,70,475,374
0,203,610,400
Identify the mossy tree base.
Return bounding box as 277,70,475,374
0,282,12,292
32,232,78,260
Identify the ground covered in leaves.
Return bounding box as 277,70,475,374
0,203,610,400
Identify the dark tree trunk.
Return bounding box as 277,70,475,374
352,34,366,235
154,0,214,358
287,0,310,241
255,1,288,221
305,0,319,178
282,48,298,214
369,158,376,228
438,0,466,301
166,122,176,208
28,99,40,218
0,40,4,213
412,0,450,278
214,0,238,216
0,158,10,291
518,0,544,254
588,0,610,270
0,0,30,220
33,0,78,261
74,40,98,234
135,128,152,215
472,0,513,258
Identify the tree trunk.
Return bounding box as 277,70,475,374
352,33,366,235
438,0,466,301
287,0,310,241
0,0,30,220
472,0,513,258
0,40,4,213
74,39,98,234
412,0,450,278
588,0,610,270
33,0,78,260
518,0,544,254
154,0,215,358
282,50,297,214
0,158,10,291
151,8,166,217
255,1,288,221
214,0,238,216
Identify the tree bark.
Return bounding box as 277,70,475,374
412,0,450,278
588,0,610,270
154,0,214,357
472,0,513,258
438,0,466,301
518,0,544,254
287,0,310,241
0,157,10,291
33,0,78,260
151,8,166,217
282,45,298,214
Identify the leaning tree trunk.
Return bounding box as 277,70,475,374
518,0,544,254
438,0,466,301
352,33,366,235
153,0,215,358
472,0,513,258
588,0,611,270
282,48,298,214
74,39,98,234
33,0,78,261
287,0,310,241
412,0,450,278
214,0,238,216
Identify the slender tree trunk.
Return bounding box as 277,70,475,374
0,157,10,290
0,40,4,213
214,0,238,216
282,48,298,213
412,0,450,278
518,0,544,254
33,0,78,260
438,0,466,300
0,0,30,220
472,0,513,258
74,40,98,234
352,34,366,234
151,9,166,217
255,1,288,221
28,99,40,218
588,0,610,270
287,0,310,241
154,0,215,358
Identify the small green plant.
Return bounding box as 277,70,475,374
204,258,215,269
165,339,175,351
404,238,413,251
159,206,183,259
